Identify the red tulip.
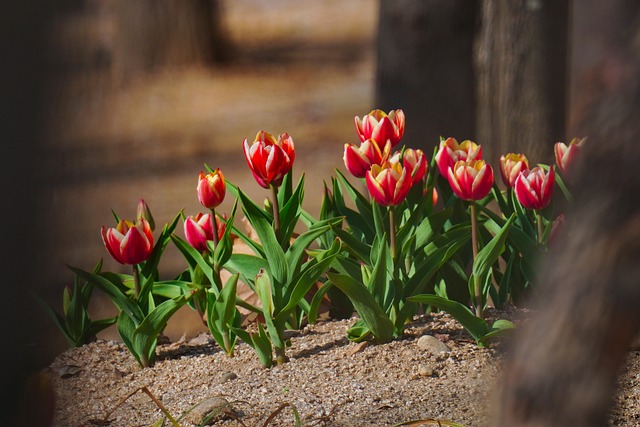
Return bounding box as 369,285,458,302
343,138,391,178
554,137,585,174
396,148,427,185
102,218,154,265
355,109,405,148
184,212,226,252
197,169,226,209
499,153,530,188
447,159,494,201
435,137,482,177
514,165,555,210
243,131,295,189
365,161,412,206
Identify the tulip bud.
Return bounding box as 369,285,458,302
398,148,427,185
355,109,405,148
136,199,155,231
499,153,529,188
243,131,295,189
435,137,482,177
447,159,494,201
365,161,412,206
184,212,225,252
197,169,226,209
514,165,555,210
554,137,585,174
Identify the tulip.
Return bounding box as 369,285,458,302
554,137,585,174
447,159,494,201
397,148,427,185
514,165,555,210
343,138,391,178
435,137,482,177
197,169,226,209
101,218,154,265
499,153,530,188
243,131,295,189
184,212,226,252
136,199,155,231
365,161,412,207
355,109,405,148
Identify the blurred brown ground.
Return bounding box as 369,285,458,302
36,0,378,361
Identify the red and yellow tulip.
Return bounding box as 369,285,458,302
197,169,226,209
435,137,482,177
499,153,529,188
343,138,390,178
394,148,427,185
514,165,555,210
447,159,494,201
101,218,154,265
184,212,226,252
243,131,295,189
365,161,412,206
355,109,405,148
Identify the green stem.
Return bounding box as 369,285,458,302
536,210,544,244
133,265,141,300
210,207,219,249
389,207,397,261
270,184,281,242
470,203,483,318
275,345,288,365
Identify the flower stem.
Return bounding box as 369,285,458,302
389,207,397,260
536,210,544,244
210,208,219,249
133,265,141,300
470,203,483,318
270,184,281,242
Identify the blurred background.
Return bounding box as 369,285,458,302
6,0,638,373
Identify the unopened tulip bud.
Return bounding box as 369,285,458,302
136,199,155,231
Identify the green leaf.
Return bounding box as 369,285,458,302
170,235,216,289
133,294,190,366
239,189,288,285
407,295,489,343
70,266,144,324
276,239,341,324
330,225,371,262
326,273,394,343
285,217,342,272
207,273,239,354
308,280,333,324
472,213,515,280
225,253,269,287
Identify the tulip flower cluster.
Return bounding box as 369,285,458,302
43,106,583,370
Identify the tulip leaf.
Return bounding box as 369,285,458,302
207,273,240,354
239,189,288,286
284,217,342,279
225,253,269,288
329,224,371,263
277,239,341,324
472,213,515,280
308,280,333,324
231,323,273,368
170,235,216,289
326,272,394,343
69,266,144,324
132,294,189,366
141,212,181,280
279,174,305,245
407,294,489,343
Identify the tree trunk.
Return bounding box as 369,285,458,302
375,0,478,151
495,4,640,425
475,0,569,166
112,0,231,84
